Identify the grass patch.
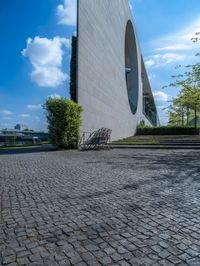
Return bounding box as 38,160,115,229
112,140,158,145
112,136,158,145
112,135,200,145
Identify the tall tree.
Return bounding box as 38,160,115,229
165,32,200,127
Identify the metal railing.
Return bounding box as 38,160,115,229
78,128,112,151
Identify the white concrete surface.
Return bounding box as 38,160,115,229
77,0,155,140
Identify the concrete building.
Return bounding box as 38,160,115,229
77,0,158,140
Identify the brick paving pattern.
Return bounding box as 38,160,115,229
1,148,200,265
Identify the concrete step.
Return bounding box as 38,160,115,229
111,144,200,149
160,140,200,142
159,142,200,146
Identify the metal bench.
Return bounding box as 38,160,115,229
78,128,112,151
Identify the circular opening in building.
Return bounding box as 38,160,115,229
125,20,139,114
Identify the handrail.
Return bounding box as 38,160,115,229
78,128,112,151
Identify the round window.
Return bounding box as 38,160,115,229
125,20,139,114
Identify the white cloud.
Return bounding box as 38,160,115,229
31,67,67,87
145,17,200,69
148,73,156,81
153,17,200,52
157,105,165,109
155,44,192,52
144,17,200,125
27,104,42,110
57,0,77,26
145,60,155,67
22,36,70,87
145,53,185,68
47,93,61,99
129,1,133,10
19,114,30,118
0,110,12,115
162,53,185,64
153,91,168,102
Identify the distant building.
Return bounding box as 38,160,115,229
14,124,29,131
0,130,48,146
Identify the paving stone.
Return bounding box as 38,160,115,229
104,247,116,255
168,255,182,264
81,252,95,261
129,257,141,266
118,260,131,266
111,252,123,262
117,246,127,254
17,250,31,258
187,258,200,266
2,255,16,265
99,256,112,265
29,254,42,262
186,248,200,257
85,244,99,251
159,250,171,259
86,259,102,266
70,255,83,264
59,259,71,266
158,259,175,266
17,257,30,266
151,245,164,253
1,149,200,266
74,262,88,266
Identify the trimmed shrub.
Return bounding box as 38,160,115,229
136,126,200,135
44,98,82,148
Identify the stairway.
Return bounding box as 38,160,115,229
112,136,200,149
158,137,200,148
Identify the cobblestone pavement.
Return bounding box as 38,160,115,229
1,148,200,266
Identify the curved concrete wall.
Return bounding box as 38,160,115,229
77,0,156,140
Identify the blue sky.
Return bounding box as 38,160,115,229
0,0,200,130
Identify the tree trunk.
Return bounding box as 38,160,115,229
186,107,189,125
194,105,197,129
182,109,184,126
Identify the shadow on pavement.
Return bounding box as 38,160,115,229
0,145,58,155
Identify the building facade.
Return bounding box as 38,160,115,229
77,0,158,140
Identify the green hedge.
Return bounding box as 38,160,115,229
137,126,200,135
44,98,82,148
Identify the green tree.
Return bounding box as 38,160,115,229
165,32,200,127
44,98,82,148
167,83,200,128
179,84,200,127
168,101,186,126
